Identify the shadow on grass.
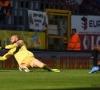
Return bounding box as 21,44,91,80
24,87,100,90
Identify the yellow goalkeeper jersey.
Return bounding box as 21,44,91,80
8,40,34,65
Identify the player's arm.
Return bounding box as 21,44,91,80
5,40,24,49
0,50,13,61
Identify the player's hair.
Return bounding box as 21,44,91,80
72,28,76,32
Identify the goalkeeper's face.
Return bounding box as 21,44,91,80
10,35,18,44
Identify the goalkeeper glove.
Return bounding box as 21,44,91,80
0,55,7,61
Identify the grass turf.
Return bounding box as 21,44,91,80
0,69,100,90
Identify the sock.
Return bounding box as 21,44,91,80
91,50,98,66
42,64,52,71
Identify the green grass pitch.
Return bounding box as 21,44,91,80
0,69,100,90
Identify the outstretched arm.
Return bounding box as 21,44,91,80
0,55,7,61
5,40,24,49
5,43,18,49
0,51,12,61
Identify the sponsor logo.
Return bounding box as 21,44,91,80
81,17,87,30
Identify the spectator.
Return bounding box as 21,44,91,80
67,28,81,50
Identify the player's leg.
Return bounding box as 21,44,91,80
31,58,51,71
89,46,100,73
30,58,60,72
19,56,60,72
97,60,100,71
91,47,98,67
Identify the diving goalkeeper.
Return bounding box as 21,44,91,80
0,35,60,72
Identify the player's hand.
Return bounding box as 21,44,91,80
0,56,7,60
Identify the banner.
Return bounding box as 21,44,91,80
71,15,100,50
0,30,45,49
71,15,100,34
0,50,100,69
28,10,48,31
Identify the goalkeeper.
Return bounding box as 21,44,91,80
0,35,60,72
